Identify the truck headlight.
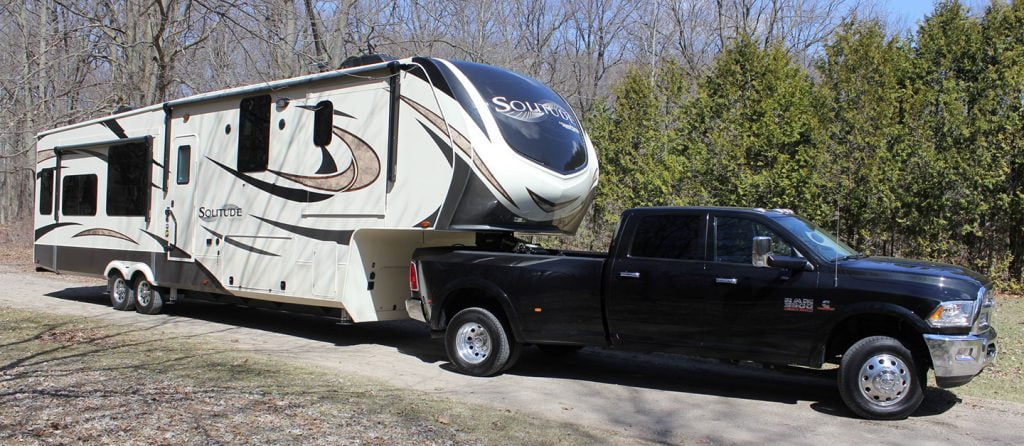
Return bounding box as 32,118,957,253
928,301,976,328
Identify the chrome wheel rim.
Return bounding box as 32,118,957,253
858,354,910,407
136,281,151,307
454,322,490,365
112,278,129,304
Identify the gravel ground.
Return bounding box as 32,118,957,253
0,308,616,446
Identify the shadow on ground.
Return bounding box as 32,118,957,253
42,284,958,419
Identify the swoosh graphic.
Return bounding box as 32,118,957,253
140,229,191,259
252,215,353,245
527,189,577,212
403,96,516,208
270,125,380,192
207,157,332,203
34,222,81,240
72,228,138,244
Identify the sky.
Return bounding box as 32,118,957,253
880,0,988,31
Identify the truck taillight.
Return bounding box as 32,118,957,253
409,261,419,292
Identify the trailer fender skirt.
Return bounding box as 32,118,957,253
104,260,157,286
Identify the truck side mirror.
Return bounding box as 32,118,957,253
752,236,771,267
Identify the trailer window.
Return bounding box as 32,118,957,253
238,94,271,172
176,145,191,184
313,101,333,147
61,174,97,216
38,168,54,215
107,142,150,216
629,214,704,260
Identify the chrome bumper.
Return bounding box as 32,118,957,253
405,297,429,323
923,329,997,388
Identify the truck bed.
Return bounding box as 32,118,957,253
414,247,608,345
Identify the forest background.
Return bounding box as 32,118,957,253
1,0,1022,288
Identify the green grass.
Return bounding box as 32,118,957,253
0,306,631,445
952,293,1024,403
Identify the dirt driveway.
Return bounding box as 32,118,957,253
3,266,1022,445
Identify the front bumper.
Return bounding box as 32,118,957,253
923,328,997,388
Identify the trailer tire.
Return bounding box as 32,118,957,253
133,278,164,315
838,336,924,420
445,307,517,376
108,272,135,311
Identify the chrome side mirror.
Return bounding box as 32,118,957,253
752,236,772,267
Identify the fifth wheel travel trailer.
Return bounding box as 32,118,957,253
33,55,599,321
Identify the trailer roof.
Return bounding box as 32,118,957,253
37,59,407,139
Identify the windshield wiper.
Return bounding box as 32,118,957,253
834,254,866,262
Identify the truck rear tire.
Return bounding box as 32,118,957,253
133,278,164,315
108,273,135,311
838,336,924,420
445,307,517,376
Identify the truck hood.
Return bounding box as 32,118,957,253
841,256,989,299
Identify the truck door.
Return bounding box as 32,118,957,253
700,214,819,363
604,212,710,350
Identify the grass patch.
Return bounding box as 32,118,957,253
0,307,630,445
953,293,1024,404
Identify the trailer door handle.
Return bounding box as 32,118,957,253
618,271,641,279
715,277,738,285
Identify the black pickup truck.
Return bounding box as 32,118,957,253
406,207,997,419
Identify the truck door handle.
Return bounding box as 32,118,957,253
618,271,641,279
715,277,738,285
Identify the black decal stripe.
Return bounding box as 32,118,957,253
252,215,353,245
418,121,453,166
34,222,81,240
434,157,472,230
140,229,192,259
206,157,332,203
100,119,128,139
202,226,280,257
34,244,226,293
72,228,138,245
296,104,355,120
153,160,164,168
527,189,577,213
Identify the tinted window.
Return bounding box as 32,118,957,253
107,142,150,216
714,217,795,264
176,145,191,185
630,214,704,260
38,168,54,215
313,101,333,147
448,60,587,174
62,174,97,216
238,95,271,172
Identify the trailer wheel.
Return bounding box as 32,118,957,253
838,336,924,420
108,273,135,311
445,307,517,376
133,278,164,315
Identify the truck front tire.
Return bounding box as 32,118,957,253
445,307,517,376
838,336,924,420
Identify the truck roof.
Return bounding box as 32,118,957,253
626,206,798,218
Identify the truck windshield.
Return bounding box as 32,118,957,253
775,215,860,262
449,60,587,174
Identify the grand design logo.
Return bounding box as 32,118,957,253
491,96,578,130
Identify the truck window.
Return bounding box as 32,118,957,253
107,142,150,216
38,168,54,215
61,174,97,216
714,216,795,264
237,94,271,172
629,214,704,260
